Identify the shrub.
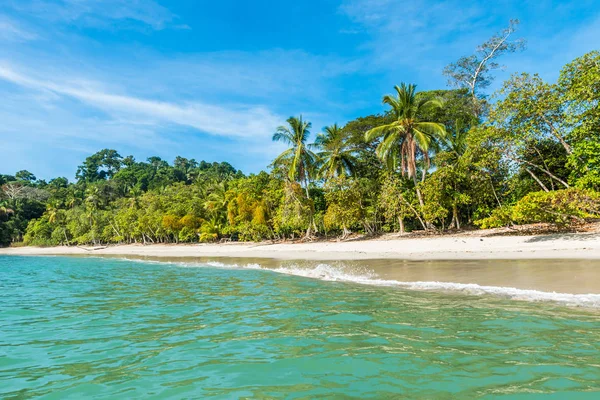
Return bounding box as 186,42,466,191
475,188,600,228
512,188,600,226
474,205,514,229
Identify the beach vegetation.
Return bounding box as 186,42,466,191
2,49,600,246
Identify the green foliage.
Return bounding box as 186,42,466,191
76,149,124,183
559,51,600,190
365,83,447,179
323,177,364,234
512,189,600,226
273,182,312,238
340,114,391,179
3,51,600,245
474,206,514,229
315,124,358,180
378,172,417,233
15,170,37,182
476,189,600,228
272,116,317,185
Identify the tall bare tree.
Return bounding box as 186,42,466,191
443,19,526,117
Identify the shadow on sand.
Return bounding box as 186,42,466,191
525,232,600,243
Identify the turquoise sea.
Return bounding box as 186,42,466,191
1,255,599,399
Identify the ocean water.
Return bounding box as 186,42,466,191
1,256,599,399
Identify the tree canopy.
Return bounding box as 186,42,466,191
2,50,600,246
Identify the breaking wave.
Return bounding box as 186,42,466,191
123,258,600,308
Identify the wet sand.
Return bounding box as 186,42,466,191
2,232,600,296
363,258,600,294
60,254,600,295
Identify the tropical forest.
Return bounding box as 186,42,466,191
2,23,599,247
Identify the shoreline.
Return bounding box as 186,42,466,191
1,231,600,260
3,232,600,304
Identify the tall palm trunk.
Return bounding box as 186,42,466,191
302,167,317,238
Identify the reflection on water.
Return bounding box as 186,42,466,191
1,255,600,398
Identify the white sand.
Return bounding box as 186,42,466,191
1,232,599,260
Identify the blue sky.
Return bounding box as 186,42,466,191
1,0,599,180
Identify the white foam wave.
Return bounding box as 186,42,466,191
116,257,600,308
270,264,600,308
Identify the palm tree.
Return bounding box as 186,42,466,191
365,83,446,207
84,187,101,245
444,120,469,159
315,124,357,180
204,181,228,222
128,187,142,209
47,203,70,245
272,116,318,237
272,116,317,197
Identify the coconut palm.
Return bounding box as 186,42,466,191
444,120,470,158
84,187,101,245
272,116,319,237
315,124,357,180
47,203,71,245
365,83,446,206
204,181,228,222
272,116,317,197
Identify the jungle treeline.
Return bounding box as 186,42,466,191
1,24,599,246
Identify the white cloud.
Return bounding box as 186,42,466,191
0,64,283,140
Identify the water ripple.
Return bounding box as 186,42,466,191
1,256,599,399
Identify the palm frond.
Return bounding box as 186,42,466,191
365,123,395,142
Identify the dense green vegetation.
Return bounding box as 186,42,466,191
1,26,599,246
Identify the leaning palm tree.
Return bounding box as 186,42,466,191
365,83,446,207
272,116,317,197
315,124,357,180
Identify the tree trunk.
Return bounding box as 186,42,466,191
539,113,572,154
342,227,351,239
412,174,425,208
452,205,460,230
305,224,312,239
507,154,569,188
303,173,316,239
398,216,405,235
401,195,427,231
412,174,434,230
63,228,70,246
525,168,550,192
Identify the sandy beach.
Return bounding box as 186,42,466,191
1,231,599,260
3,232,600,302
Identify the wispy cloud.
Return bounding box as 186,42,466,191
338,0,600,91
2,0,598,179
339,0,485,65
0,64,282,140
0,15,37,41
5,0,179,30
